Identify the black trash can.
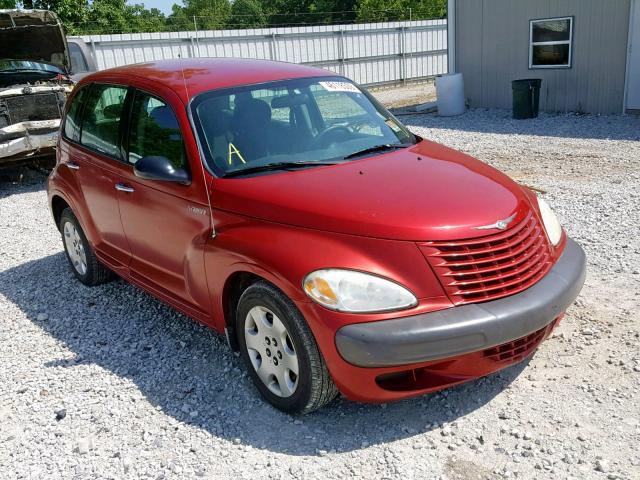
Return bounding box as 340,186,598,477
512,79,542,119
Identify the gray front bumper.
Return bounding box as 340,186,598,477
335,238,586,367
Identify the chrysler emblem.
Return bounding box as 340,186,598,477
474,213,517,231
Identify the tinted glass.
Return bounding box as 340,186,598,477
68,42,88,73
532,19,571,43
128,91,186,168
532,44,570,66
63,86,88,141
80,85,127,157
192,77,415,176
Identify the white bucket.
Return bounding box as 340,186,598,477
436,73,466,116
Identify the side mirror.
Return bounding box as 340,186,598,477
133,156,191,185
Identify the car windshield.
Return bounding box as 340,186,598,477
191,76,416,176
0,59,63,74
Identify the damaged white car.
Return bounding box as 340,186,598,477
0,10,74,166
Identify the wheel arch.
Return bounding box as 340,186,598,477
220,267,303,351
221,270,263,350
48,187,98,246
51,194,71,230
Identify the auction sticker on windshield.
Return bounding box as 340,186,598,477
319,81,361,93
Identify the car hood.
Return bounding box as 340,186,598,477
0,10,70,72
211,139,534,241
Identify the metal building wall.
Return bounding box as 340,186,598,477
79,20,448,88
455,0,631,114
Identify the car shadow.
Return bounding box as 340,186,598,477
401,108,640,141
1,252,530,455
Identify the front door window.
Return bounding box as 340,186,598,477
127,91,186,169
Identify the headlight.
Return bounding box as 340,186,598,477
537,197,563,246
303,269,417,313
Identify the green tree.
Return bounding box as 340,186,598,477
24,0,165,35
30,0,90,34
0,0,17,8
125,4,166,32
230,0,267,28
356,0,446,22
309,0,357,24
168,0,231,31
258,0,315,25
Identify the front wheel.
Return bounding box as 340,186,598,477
236,281,338,414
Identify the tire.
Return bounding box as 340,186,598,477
236,281,338,414
59,208,115,286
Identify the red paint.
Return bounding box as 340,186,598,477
48,59,568,403
420,210,555,305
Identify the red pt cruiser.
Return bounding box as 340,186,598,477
47,59,586,413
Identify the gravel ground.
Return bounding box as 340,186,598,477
371,82,436,110
1,109,639,480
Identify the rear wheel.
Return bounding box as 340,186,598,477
236,281,338,414
59,208,114,286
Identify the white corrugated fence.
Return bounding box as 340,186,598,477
79,19,448,87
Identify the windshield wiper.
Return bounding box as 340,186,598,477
343,143,412,160
224,161,340,178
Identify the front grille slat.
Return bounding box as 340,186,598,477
419,211,554,305
432,214,533,247
429,219,538,257
451,258,548,296
427,230,543,268
442,239,544,277
447,250,545,287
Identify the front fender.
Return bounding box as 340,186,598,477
204,209,448,333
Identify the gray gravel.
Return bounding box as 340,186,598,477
1,109,639,479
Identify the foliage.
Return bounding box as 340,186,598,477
356,0,446,22
26,0,89,33
230,0,267,28
168,0,231,30
5,0,446,34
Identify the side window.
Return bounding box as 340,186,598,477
63,86,88,141
80,84,128,158
127,91,186,169
529,17,573,68
68,42,89,74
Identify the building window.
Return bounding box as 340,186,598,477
529,17,573,69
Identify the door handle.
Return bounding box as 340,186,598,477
67,162,80,170
115,183,135,193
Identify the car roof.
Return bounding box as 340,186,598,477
82,58,334,103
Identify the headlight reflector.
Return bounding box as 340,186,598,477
303,269,417,313
537,197,563,246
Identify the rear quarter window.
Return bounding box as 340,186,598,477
63,86,89,142
80,84,128,158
